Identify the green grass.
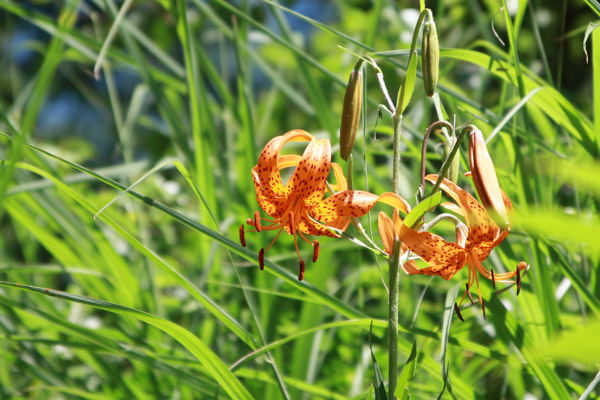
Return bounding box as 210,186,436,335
0,1,599,399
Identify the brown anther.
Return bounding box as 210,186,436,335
298,259,305,281
481,299,486,320
491,268,496,290
466,283,474,304
254,211,262,232
239,224,246,247
246,217,253,226
516,264,521,296
312,240,320,263
258,248,265,270
454,303,464,322
288,211,295,233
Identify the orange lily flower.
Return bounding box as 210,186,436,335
240,129,407,280
397,175,527,317
377,210,420,274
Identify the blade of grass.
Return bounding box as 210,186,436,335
0,281,253,400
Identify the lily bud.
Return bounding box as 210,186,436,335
339,59,364,161
421,9,439,97
469,127,510,229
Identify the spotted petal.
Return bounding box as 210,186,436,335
425,175,499,248
397,222,467,279
310,191,410,223
252,168,289,218
255,129,312,198
288,138,331,206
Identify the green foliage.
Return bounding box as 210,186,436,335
0,1,598,399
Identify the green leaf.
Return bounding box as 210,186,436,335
0,281,253,400
396,50,418,116
583,21,600,63
583,0,600,17
369,322,388,400
437,283,461,400
395,340,417,400
534,320,600,370
403,191,442,230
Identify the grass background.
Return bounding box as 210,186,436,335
0,0,599,398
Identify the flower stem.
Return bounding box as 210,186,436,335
389,114,403,399
392,116,403,195
388,238,401,398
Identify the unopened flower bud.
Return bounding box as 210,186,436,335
469,127,510,229
421,9,439,97
339,60,364,161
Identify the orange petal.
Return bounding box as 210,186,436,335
296,211,339,237
255,130,313,198
252,168,291,218
309,191,409,223
425,175,500,248
330,162,348,192
397,222,467,278
289,138,331,206
469,128,510,229
378,212,395,255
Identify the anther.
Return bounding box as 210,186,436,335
258,248,265,270
466,283,474,304
298,259,305,281
516,264,521,296
491,268,496,290
454,303,464,322
481,299,486,320
239,225,246,247
288,211,295,233
254,211,262,232
312,240,320,263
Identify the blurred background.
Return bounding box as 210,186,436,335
0,0,599,399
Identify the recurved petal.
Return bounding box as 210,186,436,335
256,129,313,197
252,168,289,218
289,138,331,206
378,212,395,255
310,191,410,223
469,128,510,229
296,211,340,238
397,222,467,278
425,174,499,245
330,162,348,192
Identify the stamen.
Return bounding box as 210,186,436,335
312,240,320,263
254,211,262,232
516,264,521,295
454,303,464,322
239,225,246,247
246,217,253,226
298,259,305,281
491,268,496,290
288,211,295,233
481,298,486,320
466,283,474,304
258,248,265,270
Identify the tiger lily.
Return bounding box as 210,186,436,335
377,209,420,275
398,175,526,318
396,128,526,318
240,129,407,280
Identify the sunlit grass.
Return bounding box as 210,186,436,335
0,1,599,399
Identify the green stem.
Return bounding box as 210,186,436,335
388,114,403,399
428,124,473,197
392,116,403,195
388,238,401,399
